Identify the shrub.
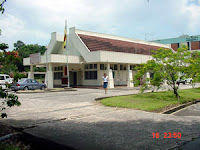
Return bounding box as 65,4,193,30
14,73,27,82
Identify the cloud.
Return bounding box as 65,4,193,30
1,0,200,50
0,14,24,38
0,13,49,50
180,0,200,32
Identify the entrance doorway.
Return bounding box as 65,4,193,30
73,72,77,86
69,71,77,87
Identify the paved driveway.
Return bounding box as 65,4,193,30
1,87,200,150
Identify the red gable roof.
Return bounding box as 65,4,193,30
78,34,163,55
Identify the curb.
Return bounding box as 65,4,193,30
161,100,200,114
95,93,138,101
15,88,77,94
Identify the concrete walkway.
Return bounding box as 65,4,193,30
1,84,200,150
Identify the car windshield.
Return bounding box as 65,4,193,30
18,78,26,82
0,76,4,80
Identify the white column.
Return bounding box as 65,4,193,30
45,63,53,89
127,64,133,87
146,72,150,78
146,72,150,83
107,63,114,88
28,65,34,79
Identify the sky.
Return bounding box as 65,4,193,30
0,0,200,51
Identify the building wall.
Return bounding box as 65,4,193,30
171,41,200,51
191,41,200,50
152,35,200,44
81,63,135,86
50,63,136,87
171,43,178,51
152,35,200,51
99,51,152,64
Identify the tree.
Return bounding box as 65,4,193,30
13,40,25,50
13,42,47,72
16,44,46,58
0,0,8,53
0,89,21,118
134,45,191,102
0,0,21,118
0,51,20,74
0,43,8,53
187,51,200,88
0,0,6,14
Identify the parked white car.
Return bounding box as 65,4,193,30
176,78,193,84
0,74,13,90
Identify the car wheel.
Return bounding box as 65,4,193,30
40,86,45,90
23,86,29,91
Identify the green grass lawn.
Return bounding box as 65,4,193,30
100,88,200,112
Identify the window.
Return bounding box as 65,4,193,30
110,64,118,70
27,79,32,83
54,72,63,80
94,64,97,69
114,64,118,70
85,71,97,80
110,64,114,70
100,64,105,70
120,64,126,70
89,64,93,69
85,64,97,70
187,42,190,50
19,79,26,83
123,65,126,70
120,65,123,70
0,76,4,80
85,64,89,69
54,66,63,71
177,43,180,48
6,76,10,79
150,73,154,78
31,79,37,83
130,65,136,70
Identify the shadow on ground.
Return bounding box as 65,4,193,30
1,116,200,150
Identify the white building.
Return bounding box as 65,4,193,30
23,27,171,89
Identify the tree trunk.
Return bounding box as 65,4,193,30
172,81,180,103
173,88,180,103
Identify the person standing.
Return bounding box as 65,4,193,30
102,73,108,94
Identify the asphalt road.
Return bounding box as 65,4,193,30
1,84,200,150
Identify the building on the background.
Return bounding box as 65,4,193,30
23,27,170,89
152,34,200,51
